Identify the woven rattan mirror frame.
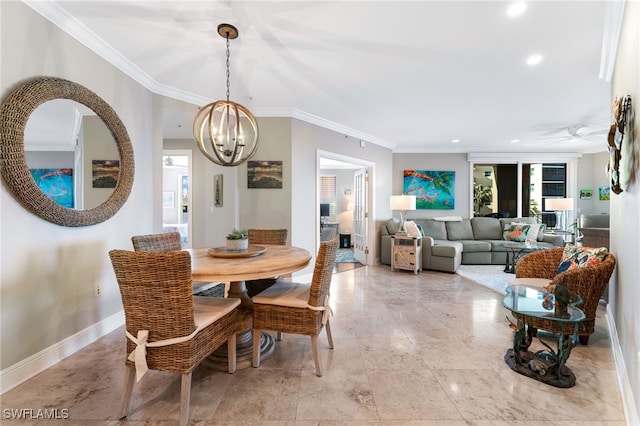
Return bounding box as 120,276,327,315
0,76,134,226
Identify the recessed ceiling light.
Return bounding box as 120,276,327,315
526,54,543,65
507,2,527,17
510,139,520,144
451,139,461,143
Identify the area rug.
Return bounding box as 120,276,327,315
335,248,358,263
456,265,512,295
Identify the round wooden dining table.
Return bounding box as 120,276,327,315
188,244,311,369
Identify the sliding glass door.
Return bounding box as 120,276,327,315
472,159,570,228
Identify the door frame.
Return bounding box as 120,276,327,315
162,149,193,248
316,150,375,264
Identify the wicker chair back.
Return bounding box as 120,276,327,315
248,228,288,245
131,232,182,252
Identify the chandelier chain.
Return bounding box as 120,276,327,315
225,34,231,102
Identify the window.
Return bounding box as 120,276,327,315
319,175,336,221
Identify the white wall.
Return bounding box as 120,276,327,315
1,2,156,371
610,1,640,422
576,152,610,216
163,138,238,249
238,118,293,239
291,121,393,267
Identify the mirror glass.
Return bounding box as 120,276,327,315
0,76,134,227
24,100,118,210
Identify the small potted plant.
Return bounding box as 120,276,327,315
226,228,248,251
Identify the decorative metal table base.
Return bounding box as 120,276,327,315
504,348,576,388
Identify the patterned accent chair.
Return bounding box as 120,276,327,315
515,246,616,345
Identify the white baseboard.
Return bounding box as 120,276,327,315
606,306,639,426
0,310,124,394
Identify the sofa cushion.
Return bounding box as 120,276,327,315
557,244,608,273
405,220,422,237
503,223,530,242
459,240,492,252
503,217,546,241
445,220,474,240
419,220,447,240
470,217,502,240
431,241,463,258
385,219,399,235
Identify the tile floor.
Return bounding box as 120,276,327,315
1,265,626,425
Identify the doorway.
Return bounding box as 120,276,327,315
162,150,192,248
317,151,375,265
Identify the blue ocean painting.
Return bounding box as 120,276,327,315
403,170,455,210
30,168,74,208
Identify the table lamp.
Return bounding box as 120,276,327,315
546,197,574,230
390,195,416,234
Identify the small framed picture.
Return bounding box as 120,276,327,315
214,174,223,207
579,189,592,199
599,186,610,201
163,191,175,209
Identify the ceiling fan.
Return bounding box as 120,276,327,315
536,123,609,144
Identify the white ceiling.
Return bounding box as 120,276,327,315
26,1,623,155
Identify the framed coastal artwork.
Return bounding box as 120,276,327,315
247,161,283,189
29,168,74,208
91,160,120,188
403,170,455,210
599,186,610,201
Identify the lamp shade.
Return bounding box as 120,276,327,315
390,195,416,211
546,197,574,211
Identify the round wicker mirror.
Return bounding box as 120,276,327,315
1,76,134,226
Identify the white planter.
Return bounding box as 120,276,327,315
226,238,248,251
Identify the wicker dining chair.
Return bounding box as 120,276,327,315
131,232,225,296
252,237,338,376
109,249,240,426
515,246,616,345
246,228,289,298
131,231,182,252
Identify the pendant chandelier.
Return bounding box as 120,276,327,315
193,23,259,167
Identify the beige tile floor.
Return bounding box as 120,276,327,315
1,265,626,425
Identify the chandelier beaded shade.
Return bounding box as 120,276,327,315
193,23,259,167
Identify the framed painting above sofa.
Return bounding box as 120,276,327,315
403,170,455,210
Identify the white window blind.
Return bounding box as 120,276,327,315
320,175,336,221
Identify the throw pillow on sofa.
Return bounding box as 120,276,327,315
557,244,608,273
503,223,530,242
513,222,546,241
404,220,422,238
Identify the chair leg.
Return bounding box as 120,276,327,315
179,372,192,426
325,319,334,349
579,335,590,345
252,329,261,367
119,364,136,419
310,335,323,377
227,332,237,373
276,331,284,341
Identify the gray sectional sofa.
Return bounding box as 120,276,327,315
381,216,565,273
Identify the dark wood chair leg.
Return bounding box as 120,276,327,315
579,335,590,345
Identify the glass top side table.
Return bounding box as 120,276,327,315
502,284,585,388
